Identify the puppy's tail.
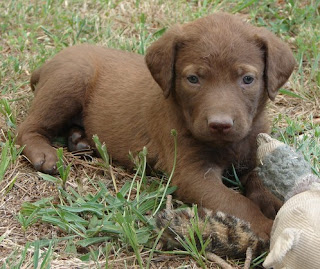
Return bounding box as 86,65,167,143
30,68,41,92
156,207,269,258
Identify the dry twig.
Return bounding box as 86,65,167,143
166,194,173,210
206,252,235,269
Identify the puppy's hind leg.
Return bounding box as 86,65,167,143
18,64,90,174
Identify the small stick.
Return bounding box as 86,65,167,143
206,252,235,269
166,195,173,210
244,247,253,269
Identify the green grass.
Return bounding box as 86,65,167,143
10,166,176,268
173,206,212,269
0,0,320,268
272,115,320,176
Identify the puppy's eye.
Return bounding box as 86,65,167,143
187,75,199,84
243,76,254,84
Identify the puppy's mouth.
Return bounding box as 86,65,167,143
192,127,246,145
209,132,241,143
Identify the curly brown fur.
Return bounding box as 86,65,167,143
156,208,269,258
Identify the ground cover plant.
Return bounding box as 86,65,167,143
0,0,319,268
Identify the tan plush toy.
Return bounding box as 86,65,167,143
256,133,320,269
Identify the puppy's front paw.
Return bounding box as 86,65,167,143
250,218,273,241
244,170,283,219
248,191,282,220
27,146,59,174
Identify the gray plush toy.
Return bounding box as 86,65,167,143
256,133,319,201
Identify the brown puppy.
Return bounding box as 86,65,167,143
17,13,295,239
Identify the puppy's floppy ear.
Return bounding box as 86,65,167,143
255,28,296,101
145,25,183,98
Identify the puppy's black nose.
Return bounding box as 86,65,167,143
208,116,234,133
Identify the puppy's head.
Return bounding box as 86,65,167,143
145,13,295,144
